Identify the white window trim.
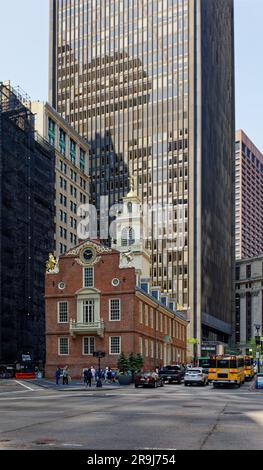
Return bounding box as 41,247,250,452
57,301,69,324
109,298,121,321
139,301,143,323
151,340,154,358
144,305,149,326
83,267,94,288
109,336,121,355
139,337,143,355
82,336,95,355
58,337,69,356
145,339,149,357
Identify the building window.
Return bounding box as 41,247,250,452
246,264,251,279
70,169,77,182
83,300,95,324
59,128,66,156
80,148,86,172
160,343,163,360
144,305,148,326
59,337,69,355
236,266,240,280
156,342,159,359
70,139,76,165
48,117,55,145
160,313,163,332
145,339,149,357
83,337,95,355
58,302,68,323
151,340,154,358
109,336,121,355
121,227,135,246
150,308,154,329
164,316,168,334
70,185,77,198
83,267,94,287
156,311,158,331
139,301,143,323
139,337,143,355
109,299,121,321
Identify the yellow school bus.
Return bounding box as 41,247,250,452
244,355,255,381
208,355,245,388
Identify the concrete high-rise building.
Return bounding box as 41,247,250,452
0,83,55,363
31,101,90,257
49,0,235,355
235,130,263,260
235,254,263,352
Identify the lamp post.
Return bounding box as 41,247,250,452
93,351,105,387
254,324,261,373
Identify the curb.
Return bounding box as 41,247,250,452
25,379,131,392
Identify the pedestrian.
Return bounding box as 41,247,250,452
91,365,96,384
103,367,109,383
83,368,89,387
62,365,69,385
86,368,93,387
55,366,61,385
107,368,113,384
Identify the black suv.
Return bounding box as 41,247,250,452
158,365,185,384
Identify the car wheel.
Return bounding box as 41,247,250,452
184,382,188,386
135,384,139,388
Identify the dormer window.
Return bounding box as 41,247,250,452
121,227,135,246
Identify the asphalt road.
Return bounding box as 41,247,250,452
0,379,263,450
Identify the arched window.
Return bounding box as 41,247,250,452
121,227,135,246
127,202,132,213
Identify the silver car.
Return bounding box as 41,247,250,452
184,367,208,386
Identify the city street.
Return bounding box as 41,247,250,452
0,379,263,450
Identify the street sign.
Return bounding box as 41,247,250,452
93,351,105,358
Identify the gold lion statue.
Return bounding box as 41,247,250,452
46,253,57,272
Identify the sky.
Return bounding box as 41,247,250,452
0,0,262,152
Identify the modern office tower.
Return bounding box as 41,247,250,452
49,0,235,355
235,130,263,260
235,254,263,352
0,83,55,363
31,102,90,256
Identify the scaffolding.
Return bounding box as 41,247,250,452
0,81,34,133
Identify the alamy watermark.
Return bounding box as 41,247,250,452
76,196,187,251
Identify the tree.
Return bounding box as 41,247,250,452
128,352,137,375
117,352,129,373
134,353,144,373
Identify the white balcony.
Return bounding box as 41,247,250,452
69,319,105,338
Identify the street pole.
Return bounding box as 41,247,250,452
254,324,261,373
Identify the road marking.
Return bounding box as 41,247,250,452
62,443,83,447
15,381,36,391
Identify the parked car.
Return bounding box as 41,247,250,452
255,372,263,389
158,365,185,384
184,367,208,386
134,371,164,388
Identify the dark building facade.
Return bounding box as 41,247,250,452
0,83,55,363
49,0,235,356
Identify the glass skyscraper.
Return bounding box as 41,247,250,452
49,0,235,353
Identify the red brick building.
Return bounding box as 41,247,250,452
45,240,188,378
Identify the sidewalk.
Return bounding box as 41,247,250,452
27,377,132,391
